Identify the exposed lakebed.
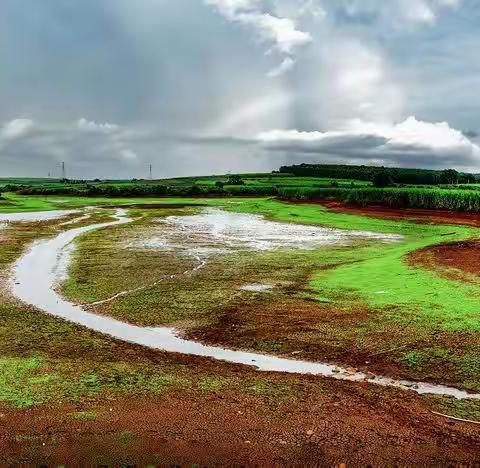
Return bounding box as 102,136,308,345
129,207,403,257
10,207,480,400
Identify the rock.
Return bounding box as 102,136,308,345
306,430,314,437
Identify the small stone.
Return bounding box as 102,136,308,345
306,430,314,437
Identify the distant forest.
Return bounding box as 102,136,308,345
279,164,478,186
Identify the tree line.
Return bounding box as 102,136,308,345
278,164,478,186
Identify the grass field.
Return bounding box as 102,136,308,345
0,193,480,464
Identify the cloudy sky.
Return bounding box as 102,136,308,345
1,0,480,178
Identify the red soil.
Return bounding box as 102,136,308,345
408,240,480,281
1,364,480,466
318,201,480,226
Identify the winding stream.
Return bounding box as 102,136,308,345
10,208,480,400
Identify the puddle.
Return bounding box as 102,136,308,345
130,208,402,257
10,208,480,400
0,210,78,223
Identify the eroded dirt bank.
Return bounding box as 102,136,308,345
317,201,480,226
408,240,480,281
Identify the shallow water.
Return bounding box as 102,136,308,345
131,208,403,256
0,210,78,222
10,208,480,400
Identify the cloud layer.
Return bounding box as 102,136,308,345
257,117,480,169
0,0,478,177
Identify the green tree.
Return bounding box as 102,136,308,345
372,169,393,187
227,174,245,185
440,169,459,185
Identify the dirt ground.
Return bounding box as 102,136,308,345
319,201,480,226
2,350,480,466
409,240,480,282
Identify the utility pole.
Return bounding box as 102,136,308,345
61,162,66,180
149,164,152,180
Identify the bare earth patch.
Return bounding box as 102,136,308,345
2,366,480,466
408,241,480,283
318,201,480,226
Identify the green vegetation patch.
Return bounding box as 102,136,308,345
0,357,59,408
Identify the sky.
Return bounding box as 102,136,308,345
1,0,480,179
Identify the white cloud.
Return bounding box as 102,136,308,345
297,38,405,128
77,118,119,133
205,0,260,16
1,119,35,140
257,116,480,167
238,13,311,54
267,56,296,77
205,0,314,74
